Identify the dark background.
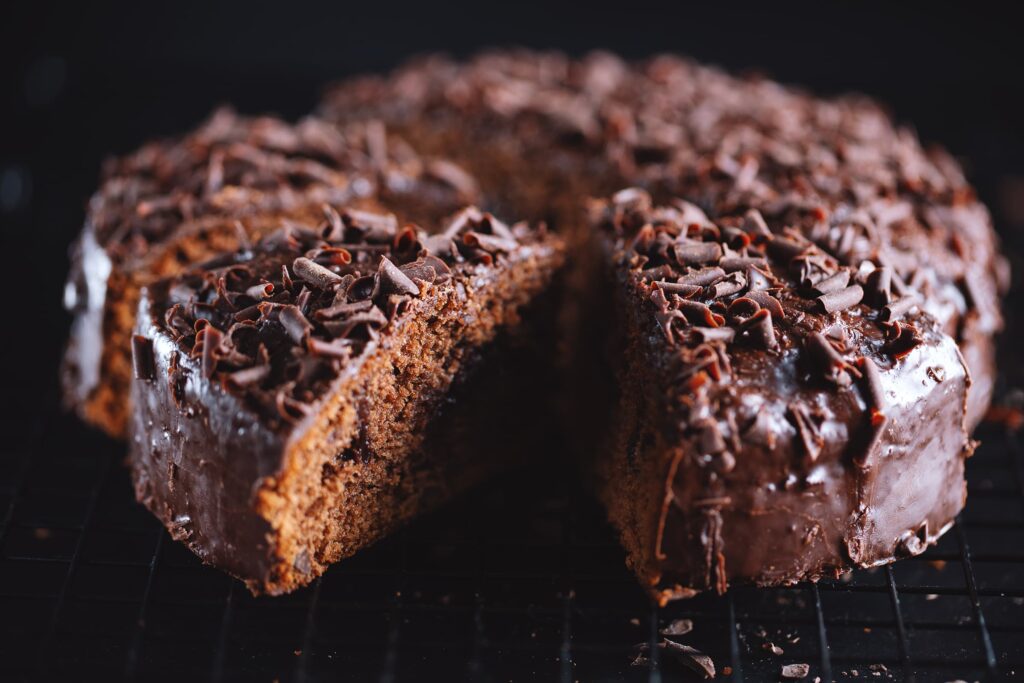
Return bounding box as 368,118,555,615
1,1,1023,416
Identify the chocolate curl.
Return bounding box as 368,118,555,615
677,299,725,327
343,208,398,241
233,220,252,253
693,327,735,343
865,266,893,307
374,256,420,298
856,356,886,414
746,265,773,291
225,364,270,391
657,281,702,298
463,230,517,254
744,290,785,319
245,282,274,300
131,335,155,380
321,204,344,241
679,266,726,287
742,308,778,350
789,401,824,462
769,235,809,263
307,336,354,359
674,241,723,266
720,255,768,272
885,321,923,359
278,305,313,344
816,284,864,313
882,295,920,322
201,325,224,378
704,271,746,299
314,299,374,321
651,286,686,343
741,208,772,238
292,257,343,290
805,332,854,386
425,158,480,199
810,269,850,296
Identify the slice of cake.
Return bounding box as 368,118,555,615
130,206,562,594
63,107,477,437
590,189,972,603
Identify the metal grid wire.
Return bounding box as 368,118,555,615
1,397,1022,682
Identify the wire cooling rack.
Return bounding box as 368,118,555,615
0,394,1021,682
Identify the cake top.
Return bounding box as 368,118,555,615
321,49,1006,336
592,188,966,468
87,107,479,260
136,203,550,429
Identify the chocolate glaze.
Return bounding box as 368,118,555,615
593,190,971,601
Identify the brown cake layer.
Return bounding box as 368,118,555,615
130,207,562,594
63,107,478,437
319,50,1008,428
591,189,971,602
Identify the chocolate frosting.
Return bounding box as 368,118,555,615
593,190,972,600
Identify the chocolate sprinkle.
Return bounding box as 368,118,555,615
131,335,156,380
816,284,864,314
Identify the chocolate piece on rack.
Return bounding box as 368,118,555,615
590,190,971,603
63,107,478,437
130,206,563,594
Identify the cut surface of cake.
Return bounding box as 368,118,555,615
130,206,562,594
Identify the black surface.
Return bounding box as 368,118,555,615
2,2,1023,681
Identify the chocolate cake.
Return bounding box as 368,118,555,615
63,107,479,438
64,49,1008,599
318,50,1008,597
130,206,562,594
591,189,972,602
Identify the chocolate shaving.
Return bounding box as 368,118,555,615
200,326,223,379
789,401,824,462
743,290,784,319
226,364,270,389
292,257,343,290
694,327,735,343
885,321,923,359
657,282,702,297
720,256,767,272
705,271,746,299
374,256,420,298
674,241,723,266
805,332,853,386
743,308,778,350
882,295,920,322
679,266,727,287
816,284,864,313
810,269,850,295
661,640,715,679
131,335,156,380
865,266,893,307
278,305,313,344
678,299,724,327
741,208,772,237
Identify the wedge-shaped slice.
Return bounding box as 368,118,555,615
130,207,562,594
590,189,972,604
64,107,477,437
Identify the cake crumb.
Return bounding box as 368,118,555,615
781,663,810,679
